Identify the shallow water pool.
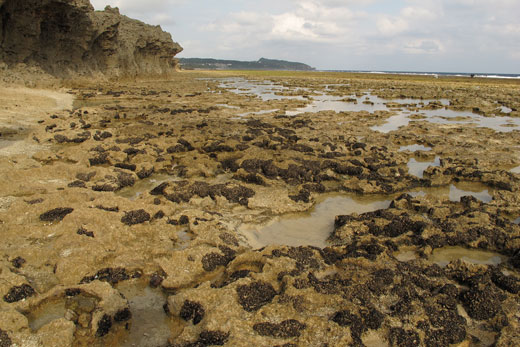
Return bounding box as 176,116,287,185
240,182,493,249
429,246,506,267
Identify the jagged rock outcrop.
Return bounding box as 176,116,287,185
0,0,182,78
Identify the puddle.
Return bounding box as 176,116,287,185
410,182,493,203
371,113,411,133
0,129,28,150
500,106,512,113
395,250,417,262
116,174,180,200
27,300,67,331
425,109,520,131
407,156,441,178
240,193,392,248
216,104,240,109
398,144,432,152
448,182,493,202
216,77,306,101
372,103,520,133
429,246,506,267
395,246,507,267
175,229,192,250
240,182,493,249
117,280,174,347
285,93,391,116
0,138,21,150
27,294,99,332
509,166,520,174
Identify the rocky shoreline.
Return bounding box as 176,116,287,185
0,71,519,346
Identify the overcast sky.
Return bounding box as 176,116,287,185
91,0,520,73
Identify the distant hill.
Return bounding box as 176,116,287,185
179,57,315,71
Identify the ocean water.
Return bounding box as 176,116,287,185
324,70,520,79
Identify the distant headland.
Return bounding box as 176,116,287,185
179,57,315,71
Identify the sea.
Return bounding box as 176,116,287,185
324,70,520,79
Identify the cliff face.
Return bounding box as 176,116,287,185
0,0,183,78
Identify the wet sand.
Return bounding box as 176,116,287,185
0,71,519,346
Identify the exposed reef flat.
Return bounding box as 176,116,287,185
0,71,519,346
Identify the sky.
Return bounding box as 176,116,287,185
90,0,520,73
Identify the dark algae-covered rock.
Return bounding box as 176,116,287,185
0,329,12,347
237,281,277,312
114,308,132,322
96,314,112,337
3,284,36,303
39,207,74,222
460,285,502,320
180,300,205,325
253,319,306,338
80,267,140,285
121,209,150,225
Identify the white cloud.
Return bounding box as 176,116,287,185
403,39,444,54
91,0,520,72
376,16,408,36
90,0,187,26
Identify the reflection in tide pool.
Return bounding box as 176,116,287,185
429,246,506,267
398,144,432,152
410,182,493,203
371,113,411,133
407,156,441,178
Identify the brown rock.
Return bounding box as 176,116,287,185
0,0,182,77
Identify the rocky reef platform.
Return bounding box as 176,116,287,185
0,71,519,346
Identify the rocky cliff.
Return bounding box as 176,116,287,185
0,0,183,78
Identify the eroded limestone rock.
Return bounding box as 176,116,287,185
0,0,182,78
